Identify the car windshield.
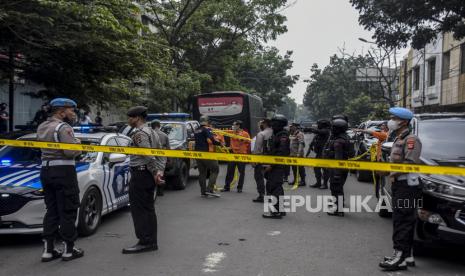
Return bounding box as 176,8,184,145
161,123,185,141
0,139,100,164
418,120,465,160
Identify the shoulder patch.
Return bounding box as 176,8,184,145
407,137,415,150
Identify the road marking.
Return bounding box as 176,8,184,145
202,252,226,273
267,231,281,236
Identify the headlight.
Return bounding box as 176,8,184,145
421,176,465,199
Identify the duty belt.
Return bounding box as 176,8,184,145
41,160,76,166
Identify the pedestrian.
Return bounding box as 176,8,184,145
79,110,92,125
379,107,421,271
151,119,170,197
37,98,84,262
262,114,290,219
325,118,351,217
122,106,166,254
32,104,50,127
194,115,221,197
0,102,9,134
94,111,103,126
307,119,331,189
223,120,251,193
252,119,273,203
289,122,306,187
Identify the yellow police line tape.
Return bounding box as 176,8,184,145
1,139,465,176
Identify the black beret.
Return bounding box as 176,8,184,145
127,106,148,118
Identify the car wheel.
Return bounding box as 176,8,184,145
171,161,189,190
78,186,103,236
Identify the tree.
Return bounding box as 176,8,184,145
141,0,291,105
236,47,299,111
0,0,167,107
350,0,465,49
276,96,297,121
303,54,387,125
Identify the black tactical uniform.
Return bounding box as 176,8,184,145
325,119,351,216
263,114,290,219
307,119,331,189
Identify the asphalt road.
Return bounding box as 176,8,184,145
1,164,465,276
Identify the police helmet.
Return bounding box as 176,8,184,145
151,119,161,129
127,106,148,118
199,115,209,126
317,119,331,129
331,118,348,133
49,98,77,108
271,114,288,129
331,114,348,123
389,107,413,120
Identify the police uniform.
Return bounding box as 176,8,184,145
380,107,422,271
307,120,331,188
151,120,170,197
289,125,306,186
325,119,351,216
194,117,221,196
252,125,273,202
37,98,84,262
123,106,166,254
263,115,290,219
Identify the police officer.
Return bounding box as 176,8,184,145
262,114,290,219
37,98,84,262
289,122,306,186
252,119,273,203
326,118,351,217
0,102,9,134
379,107,421,271
151,119,170,197
194,115,221,197
306,119,331,189
123,106,166,254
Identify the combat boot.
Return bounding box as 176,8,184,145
41,239,62,262
379,250,407,271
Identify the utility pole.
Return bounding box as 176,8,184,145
8,46,15,132
421,47,426,109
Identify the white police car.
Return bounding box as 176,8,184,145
0,127,131,236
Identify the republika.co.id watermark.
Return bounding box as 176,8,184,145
263,195,423,213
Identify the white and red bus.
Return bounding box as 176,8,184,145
193,91,265,137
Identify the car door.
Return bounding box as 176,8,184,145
101,137,130,212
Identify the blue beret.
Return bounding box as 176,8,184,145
50,98,77,108
389,107,413,120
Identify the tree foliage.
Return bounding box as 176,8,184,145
303,54,388,125
350,0,465,49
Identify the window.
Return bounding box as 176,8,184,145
413,67,420,90
442,51,450,79
428,58,436,86
461,44,465,74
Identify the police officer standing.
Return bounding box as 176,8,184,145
262,114,290,219
325,118,351,217
123,106,166,254
252,119,273,203
379,107,421,271
289,122,306,186
151,119,170,197
307,119,331,189
37,98,84,262
194,115,221,197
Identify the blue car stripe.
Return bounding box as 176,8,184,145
0,170,31,182
12,173,41,187
0,171,38,186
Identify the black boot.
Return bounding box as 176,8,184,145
62,242,84,261
262,212,283,219
309,182,321,188
41,239,62,262
122,242,158,254
319,182,328,189
384,250,415,267
253,195,264,203
379,250,407,271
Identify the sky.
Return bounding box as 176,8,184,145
269,0,376,104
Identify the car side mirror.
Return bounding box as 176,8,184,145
381,142,393,152
109,153,127,164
